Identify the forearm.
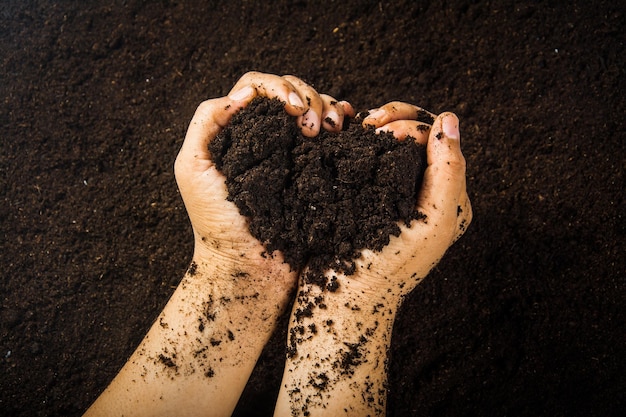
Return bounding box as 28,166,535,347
85,258,288,417
274,273,401,417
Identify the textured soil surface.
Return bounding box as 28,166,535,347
210,97,426,278
1,1,624,416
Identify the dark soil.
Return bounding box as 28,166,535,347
1,1,624,416
210,97,426,278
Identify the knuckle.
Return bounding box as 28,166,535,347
195,99,214,116
241,70,260,79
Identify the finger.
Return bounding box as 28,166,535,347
338,100,356,118
362,101,436,129
282,75,323,137
320,94,355,133
415,112,467,240
229,71,307,116
375,120,431,145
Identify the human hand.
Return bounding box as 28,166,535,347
86,72,356,417
274,103,471,416
333,101,472,301
174,71,354,299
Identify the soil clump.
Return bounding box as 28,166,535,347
209,97,427,279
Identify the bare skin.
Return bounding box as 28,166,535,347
273,107,472,417
83,72,353,417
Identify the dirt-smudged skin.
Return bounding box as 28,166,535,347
282,275,396,416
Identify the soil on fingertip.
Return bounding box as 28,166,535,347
209,97,427,281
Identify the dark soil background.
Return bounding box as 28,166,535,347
1,1,624,416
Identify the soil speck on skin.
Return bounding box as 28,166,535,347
158,354,177,370
326,276,340,292
337,336,368,376
210,97,427,283
187,261,198,276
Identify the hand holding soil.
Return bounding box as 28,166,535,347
351,105,472,297
275,105,472,417
175,71,352,279
84,72,354,417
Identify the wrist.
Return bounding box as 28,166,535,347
95,251,290,417
287,269,401,360
306,268,405,312
277,273,399,416
189,244,297,320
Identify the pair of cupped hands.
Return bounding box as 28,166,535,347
175,71,472,312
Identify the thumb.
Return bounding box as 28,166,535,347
416,112,467,238
175,87,257,180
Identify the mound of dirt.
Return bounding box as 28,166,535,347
209,97,427,279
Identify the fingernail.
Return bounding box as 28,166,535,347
228,86,255,101
367,109,385,120
304,110,320,130
288,92,304,108
442,114,460,140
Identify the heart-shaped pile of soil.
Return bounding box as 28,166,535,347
209,97,426,282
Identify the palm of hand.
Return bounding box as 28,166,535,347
183,162,299,295
330,110,471,300
186,164,259,258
